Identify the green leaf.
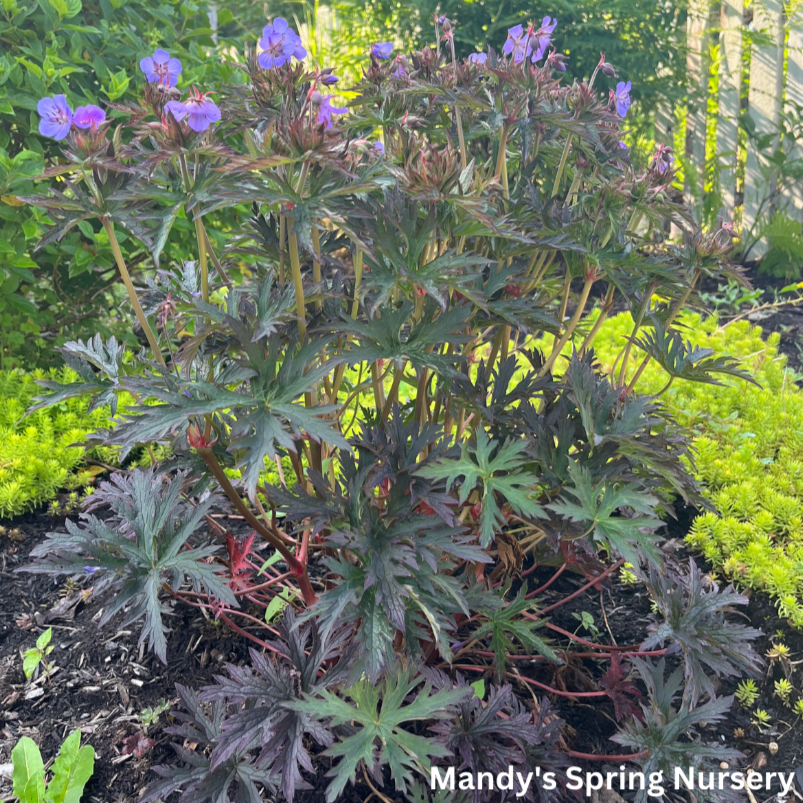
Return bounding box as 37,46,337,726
264,587,295,623
630,319,759,388
23,649,41,679
548,462,664,567
418,429,545,547
469,679,485,700
11,737,45,803
44,729,94,803
36,627,52,651
472,587,561,680
289,669,469,802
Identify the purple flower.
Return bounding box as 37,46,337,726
320,72,339,85
37,95,73,140
392,56,408,79
530,16,557,62
84,566,99,573
258,17,306,69
312,92,347,129
468,52,488,65
614,80,632,118
140,49,182,87
371,42,393,59
165,88,221,132
619,140,628,149
372,141,385,155
503,24,530,64
73,105,106,131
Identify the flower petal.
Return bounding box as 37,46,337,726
165,100,188,121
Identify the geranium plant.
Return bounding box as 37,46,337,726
20,14,761,802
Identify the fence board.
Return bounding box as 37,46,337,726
783,11,803,216
743,0,785,255
686,0,711,215
717,0,743,218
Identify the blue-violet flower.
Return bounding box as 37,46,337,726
73,105,106,131
503,24,530,64
312,92,347,129
371,41,393,59
140,49,182,87
258,17,306,69
37,95,73,140
530,16,557,62
614,80,632,117
165,88,221,132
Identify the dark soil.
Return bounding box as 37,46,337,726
0,509,374,803
3,500,802,803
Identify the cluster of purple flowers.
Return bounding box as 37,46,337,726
258,17,306,69
36,19,633,145
37,95,105,140
503,16,557,64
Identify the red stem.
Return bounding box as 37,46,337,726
218,612,288,657
453,664,609,699
538,559,625,615
525,562,567,597
565,748,649,762
544,622,634,651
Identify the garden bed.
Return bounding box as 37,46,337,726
1,501,799,803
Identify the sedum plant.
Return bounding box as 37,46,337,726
21,15,761,802
574,309,803,631
0,368,115,518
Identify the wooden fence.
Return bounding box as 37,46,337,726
655,0,803,255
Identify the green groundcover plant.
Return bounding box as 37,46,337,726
579,308,803,631
18,13,764,803
0,368,114,518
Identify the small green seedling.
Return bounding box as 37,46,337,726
23,628,54,680
735,679,759,708
618,563,638,586
139,698,171,727
794,699,803,717
571,611,600,640
751,709,771,730
11,729,94,803
774,678,794,705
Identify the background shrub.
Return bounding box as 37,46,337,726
0,0,244,368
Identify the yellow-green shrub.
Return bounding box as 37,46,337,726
570,311,803,627
0,369,116,519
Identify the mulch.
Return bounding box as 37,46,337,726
2,502,801,803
